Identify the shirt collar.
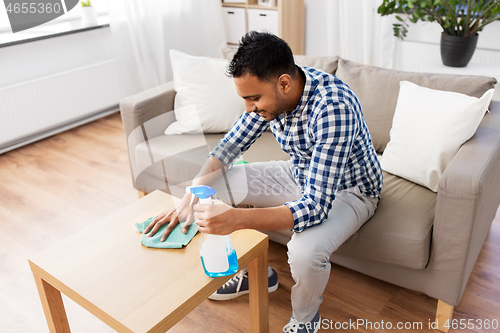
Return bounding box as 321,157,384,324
286,66,317,119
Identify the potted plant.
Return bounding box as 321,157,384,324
80,0,98,28
377,0,500,67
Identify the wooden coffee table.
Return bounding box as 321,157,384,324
29,190,269,333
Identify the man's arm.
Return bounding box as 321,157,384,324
193,203,295,235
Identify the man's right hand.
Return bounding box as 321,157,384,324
142,193,197,242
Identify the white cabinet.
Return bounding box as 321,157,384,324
221,0,304,55
222,7,247,44
247,9,279,36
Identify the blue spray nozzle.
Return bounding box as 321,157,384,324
186,185,216,199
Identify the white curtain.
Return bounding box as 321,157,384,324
308,0,396,68
108,0,227,96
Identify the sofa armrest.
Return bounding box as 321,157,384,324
425,100,500,305
119,81,176,141
119,81,176,191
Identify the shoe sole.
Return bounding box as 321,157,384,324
208,282,279,301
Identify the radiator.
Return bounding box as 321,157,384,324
0,59,123,154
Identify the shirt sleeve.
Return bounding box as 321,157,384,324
284,100,358,232
209,112,269,166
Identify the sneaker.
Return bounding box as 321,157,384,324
283,311,321,333
208,266,279,301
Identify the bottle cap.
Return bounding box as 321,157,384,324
186,185,217,199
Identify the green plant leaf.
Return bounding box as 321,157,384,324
402,26,408,37
377,0,500,40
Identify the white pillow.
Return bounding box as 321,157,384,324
380,81,494,192
165,50,244,135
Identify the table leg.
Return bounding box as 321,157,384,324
248,247,269,333
33,273,71,333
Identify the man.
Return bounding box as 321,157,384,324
144,31,383,333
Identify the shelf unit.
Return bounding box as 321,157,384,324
221,0,304,55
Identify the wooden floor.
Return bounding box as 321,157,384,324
1,112,499,333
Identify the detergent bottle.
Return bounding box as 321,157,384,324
186,185,239,277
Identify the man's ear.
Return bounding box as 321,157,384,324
277,74,292,94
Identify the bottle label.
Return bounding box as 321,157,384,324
200,236,229,273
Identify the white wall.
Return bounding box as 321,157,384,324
0,27,117,88
304,0,331,56
393,20,500,101
403,20,500,51
304,0,500,57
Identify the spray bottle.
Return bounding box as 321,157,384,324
186,185,239,277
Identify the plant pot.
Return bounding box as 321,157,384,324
440,33,478,67
81,7,98,28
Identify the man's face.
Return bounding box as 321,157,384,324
233,73,289,122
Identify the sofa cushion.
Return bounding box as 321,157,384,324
136,133,226,187
293,55,339,75
167,50,245,134
241,132,290,163
381,81,494,192
334,171,436,269
137,132,289,187
335,58,498,153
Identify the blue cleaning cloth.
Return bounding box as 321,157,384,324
135,217,199,248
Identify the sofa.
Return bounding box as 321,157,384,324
119,55,500,332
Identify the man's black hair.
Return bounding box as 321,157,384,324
227,31,298,82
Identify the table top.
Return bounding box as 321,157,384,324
29,190,268,333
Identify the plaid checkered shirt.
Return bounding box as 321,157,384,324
209,66,383,232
